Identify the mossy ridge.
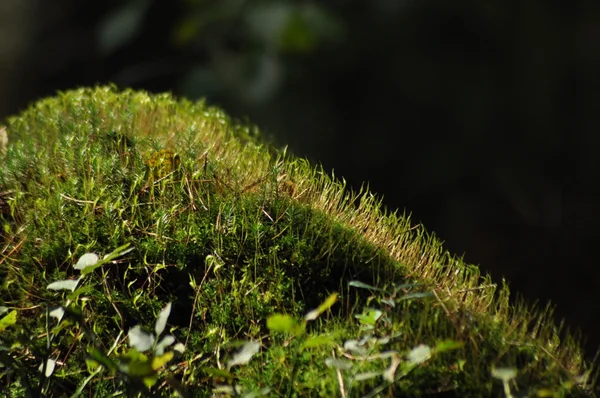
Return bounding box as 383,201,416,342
0,86,595,396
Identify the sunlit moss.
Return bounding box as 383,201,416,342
0,86,596,397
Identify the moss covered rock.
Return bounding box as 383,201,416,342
0,87,596,397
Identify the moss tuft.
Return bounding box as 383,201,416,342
0,86,596,397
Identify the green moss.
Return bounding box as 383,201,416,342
0,86,596,397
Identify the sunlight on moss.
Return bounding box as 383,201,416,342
0,86,596,397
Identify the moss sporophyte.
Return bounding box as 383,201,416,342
0,86,596,397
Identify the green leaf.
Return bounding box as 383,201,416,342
354,309,382,326
266,314,298,334
80,244,134,276
125,358,155,378
142,374,159,388
151,351,174,370
202,367,235,381
0,310,17,332
301,334,335,350
102,243,134,263
67,284,96,301
87,347,118,373
434,339,463,353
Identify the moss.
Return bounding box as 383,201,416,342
0,86,596,397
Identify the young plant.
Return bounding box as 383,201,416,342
322,281,463,397
1,87,596,396
1,244,184,397
0,244,133,396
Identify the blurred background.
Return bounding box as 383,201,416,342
1,0,599,359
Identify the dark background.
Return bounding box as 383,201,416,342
1,0,599,359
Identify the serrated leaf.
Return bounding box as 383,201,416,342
74,253,99,270
155,302,171,337
0,310,17,332
128,325,155,352
47,279,80,292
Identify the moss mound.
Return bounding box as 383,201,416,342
0,86,596,397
